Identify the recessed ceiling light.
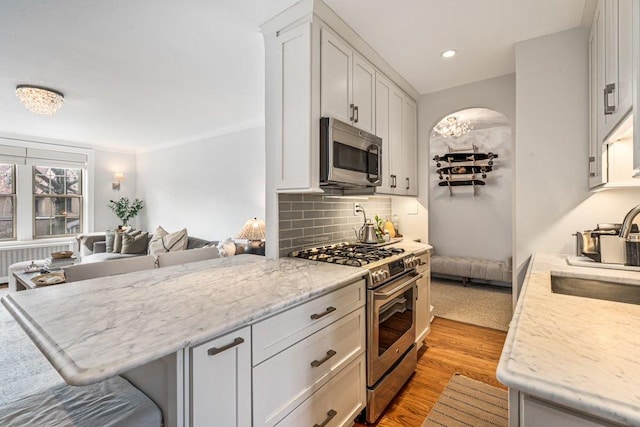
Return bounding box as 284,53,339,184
441,50,457,59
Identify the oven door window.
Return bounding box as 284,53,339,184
378,286,414,356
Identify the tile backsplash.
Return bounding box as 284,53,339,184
279,190,392,257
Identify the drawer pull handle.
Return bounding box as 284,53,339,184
313,409,337,427
310,306,336,320
310,349,336,368
207,337,244,356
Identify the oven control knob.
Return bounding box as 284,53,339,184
372,271,383,283
382,270,390,279
404,256,416,268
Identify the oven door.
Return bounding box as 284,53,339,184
367,271,421,386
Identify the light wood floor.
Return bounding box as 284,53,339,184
357,317,508,427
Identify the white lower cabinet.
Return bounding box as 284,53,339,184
277,357,366,427
519,394,620,427
188,327,251,427
253,308,365,426
415,252,431,346
185,280,366,427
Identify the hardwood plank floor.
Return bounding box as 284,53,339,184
357,317,508,427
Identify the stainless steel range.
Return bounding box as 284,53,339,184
293,242,422,423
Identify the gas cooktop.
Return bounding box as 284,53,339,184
291,242,405,267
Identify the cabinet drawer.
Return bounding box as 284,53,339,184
276,356,366,427
253,279,365,365
253,307,365,426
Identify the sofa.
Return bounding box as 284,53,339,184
76,232,220,263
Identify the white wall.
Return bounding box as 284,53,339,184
418,74,516,257
390,196,428,243
429,117,512,262
93,150,138,231
514,28,640,285
136,126,265,241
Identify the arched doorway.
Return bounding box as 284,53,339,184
428,107,513,331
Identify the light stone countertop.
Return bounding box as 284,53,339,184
497,252,640,425
1,254,367,386
392,240,432,256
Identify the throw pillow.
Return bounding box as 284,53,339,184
105,230,116,253
113,231,124,253
121,232,149,254
148,226,188,256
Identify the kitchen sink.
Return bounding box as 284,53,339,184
550,274,640,305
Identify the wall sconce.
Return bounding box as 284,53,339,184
112,172,125,190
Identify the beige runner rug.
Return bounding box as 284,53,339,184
422,373,508,427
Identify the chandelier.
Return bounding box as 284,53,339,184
434,116,472,138
15,85,65,116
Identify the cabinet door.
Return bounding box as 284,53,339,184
389,87,404,193
616,0,633,120
633,0,640,175
589,7,607,188
321,30,352,124
402,96,418,196
352,54,376,133
375,73,393,194
190,327,251,427
415,253,431,346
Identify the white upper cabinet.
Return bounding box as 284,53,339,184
262,3,419,196
634,0,640,175
352,54,376,134
403,96,418,196
321,31,352,125
589,4,607,188
601,0,633,139
375,72,417,196
588,0,638,189
321,30,376,134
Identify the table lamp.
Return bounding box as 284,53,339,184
238,217,266,255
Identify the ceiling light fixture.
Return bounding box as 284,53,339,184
15,85,65,116
434,116,473,138
441,49,457,58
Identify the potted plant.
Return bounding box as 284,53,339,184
108,197,144,228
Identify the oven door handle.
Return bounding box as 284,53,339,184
374,272,422,299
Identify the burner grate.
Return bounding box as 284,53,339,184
292,242,404,266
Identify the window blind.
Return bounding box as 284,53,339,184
0,141,88,168
26,148,88,168
0,145,27,165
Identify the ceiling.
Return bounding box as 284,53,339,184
0,0,591,152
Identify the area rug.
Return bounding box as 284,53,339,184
431,278,512,331
422,373,508,427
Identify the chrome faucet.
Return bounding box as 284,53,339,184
619,203,640,239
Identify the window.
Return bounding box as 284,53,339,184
33,166,83,238
0,164,15,240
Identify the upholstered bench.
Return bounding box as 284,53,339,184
431,254,512,286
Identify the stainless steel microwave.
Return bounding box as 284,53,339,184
320,117,382,188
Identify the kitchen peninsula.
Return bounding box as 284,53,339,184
2,254,368,426
497,253,640,426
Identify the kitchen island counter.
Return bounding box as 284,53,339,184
1,254,367,386
497,253,640,425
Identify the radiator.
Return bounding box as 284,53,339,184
0,241,74,284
